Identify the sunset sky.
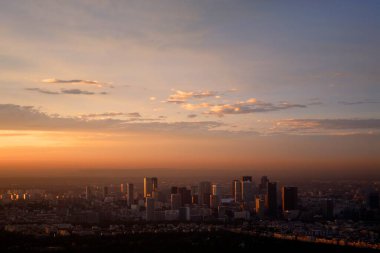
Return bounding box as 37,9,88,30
0,1,379,171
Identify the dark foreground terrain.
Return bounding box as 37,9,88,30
0,231,377,253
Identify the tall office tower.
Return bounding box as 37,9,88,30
127,183,134,205
242,180,254,203
368,192,380,209
144,177,152,197
144,177,158,197
171,186,178,194
120,183,126,193
265,182,277,217
282,186,298,211
260,176,269,192
145,197,155,221
198,181,212,206
103,186,109,198
178,187,192,206
85,186,92,200
191,185,199,195
242,176,252,182
192,194,199,205
171,193,182,210
234,180,242,203
152,177,158,191
210,194,220,209
255,196,265,219
212,184,223,198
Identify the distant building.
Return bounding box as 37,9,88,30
255,196,265,219
212,184,223,198
171,186,178,194
171,193,181,210
242,179,254,203
85,186,92,200
192,194,199,205
242,176,252,182
120,183,127,194
144,177,158,198
178,187,192,206
233,180,242,203
266,182,277,217
103,186,109,198
198,181,212,206
127,183,134,206
210,194,220,209
282,186,298,211
145,197,155,221
260,176,269,192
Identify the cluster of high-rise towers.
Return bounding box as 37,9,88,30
140,176,298,221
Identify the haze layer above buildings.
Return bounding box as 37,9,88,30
0,1,379,173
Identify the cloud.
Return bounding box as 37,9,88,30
187,114,198,118
181,102,211,110
272,118,380,135
126,112,142,118
26,88,106,95
42,78,113,88
0,104,222,135
338,99,380,105
205,98,306,117
149,97,157,101
25,88,60,95
80,112,141,119
166,90,217,103
61,89,95,95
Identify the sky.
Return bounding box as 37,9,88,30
0,0,379,172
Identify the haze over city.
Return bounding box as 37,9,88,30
0,1,379,174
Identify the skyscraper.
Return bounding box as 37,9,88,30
242,176,252,182
260,176,269,192
144,177,158,198
178,187,192,206
198,181,212,206
85,186,92,200
265,182,277,217
103,186,109,198
242,177,253,203
145,197,155,221
171,193,181,210
152,177,158,191
255,195,265,219
127,183,134,206
282,186,298,211
120,183,127,193
212,184,223,198
233,180,242,203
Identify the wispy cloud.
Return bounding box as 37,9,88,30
25,88,60,95
272,118,380,135
166,90,217,103
338,99,380,105
80,112,142,119
61,89,95,95
26,88,107,96
187,114,198,118
42,78,114,88
205,99,306,117
0,104,222,135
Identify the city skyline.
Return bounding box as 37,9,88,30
1,1,379,172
